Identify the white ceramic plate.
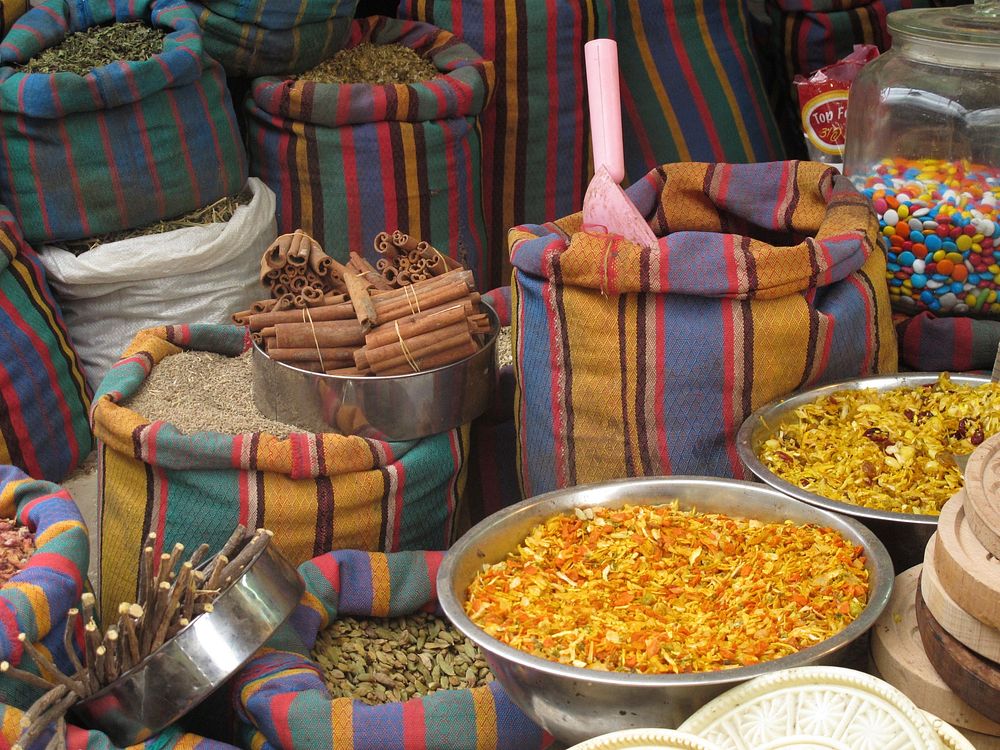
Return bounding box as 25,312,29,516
677,666,939,749
566,729,722,750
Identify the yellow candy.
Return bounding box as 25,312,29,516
995,272,1000,284
897,204,909,219
956,236,972,252
946,251,964,263
973,244,982,253
973,234,984,243
990,291,998,303
883,226,895,236
989,264,1000,274
934,250,946,262
966,294,978,306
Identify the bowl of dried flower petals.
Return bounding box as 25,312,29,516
437,476,893,746
736,372,1000,572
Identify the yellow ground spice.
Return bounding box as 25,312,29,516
759,374,1000,515
465,503,868,674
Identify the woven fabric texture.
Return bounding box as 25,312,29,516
0,0,247,244
895,311,1000,372
93,324,469,626
0,464,88,710
233,550,551,750
396,0,614,288
0,206,91,482
511,161,898,496
616,0,786,182
247,16,494,287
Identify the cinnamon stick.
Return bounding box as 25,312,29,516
344,266,378,332
266,347,356,365
392,231,419,251
372,279,471,321
365,305,468,349
378,338,479,375
274,320,364,349
366,324,473,374
348,252,394,291
248,301,356,331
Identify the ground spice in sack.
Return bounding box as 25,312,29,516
311,612,494,704
123,349,301,437
58,189,251,256
16,21,166,75
496,326,512,369
297,42,439,84
0,518,34,587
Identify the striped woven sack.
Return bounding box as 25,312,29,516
0,206,91,483
0,705,238,749
0,0,248,245
895,311,1000,372
510,161,898,495
0,465,88,711
246,16,495,288
233,550,551,750
466,288,521,527
396,0,613,288
188,3,354,78
615,0,786,183
93,324,470,626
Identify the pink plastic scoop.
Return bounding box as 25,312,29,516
582,39,658,249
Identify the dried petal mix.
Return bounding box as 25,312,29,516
465,503,868,674
759,374,1000,515
0,518,34,587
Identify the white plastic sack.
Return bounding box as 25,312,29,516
40,178,276,391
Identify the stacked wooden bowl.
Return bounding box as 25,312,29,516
872,434,1000,749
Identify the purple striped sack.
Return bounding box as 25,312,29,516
0,0,248,244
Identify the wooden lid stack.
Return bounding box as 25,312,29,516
872,435,1000,747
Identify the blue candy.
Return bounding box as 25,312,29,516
920,290,934,304
887,263,901,272
910,231,925,243
911,274,928,288
943,241,958,253
898,251,915,266
925,235,943,252
951,281,964,294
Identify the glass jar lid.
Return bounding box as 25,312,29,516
888,0,1000,47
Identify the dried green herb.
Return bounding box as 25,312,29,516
298,43,439,85
18,22,166,76
58,189,252,255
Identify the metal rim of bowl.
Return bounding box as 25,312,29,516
249,299,500,381
75,541,294,710
438,475,894,690
735,372,991,527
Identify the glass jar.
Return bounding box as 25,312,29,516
844,0,1000,317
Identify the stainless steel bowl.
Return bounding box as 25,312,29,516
437,477,893,746
736,372,990,573
252,302,499,441
73,543,304,746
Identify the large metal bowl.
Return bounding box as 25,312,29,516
73,542,304,746
437,477,893,746
736,373,990,572
252,302,498,441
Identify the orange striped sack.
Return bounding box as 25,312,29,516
93,324,470,626
510,161,898,496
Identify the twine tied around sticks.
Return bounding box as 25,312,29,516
301,306,325,372
403,284,422,315
394,320,421,372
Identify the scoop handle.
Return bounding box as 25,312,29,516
585,38,625,185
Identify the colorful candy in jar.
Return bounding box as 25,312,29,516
858,158,1000,316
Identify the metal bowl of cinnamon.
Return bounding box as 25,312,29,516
251,300,499,441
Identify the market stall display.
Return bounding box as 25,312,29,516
232,550,550,750
39,179,276,391
511,161,896,498
0,0,247,245
93,324,470,626
738,372,993,571
396,0,613,287
438,477,892,745
188,0,356,78
246,16,494,286
0,207,90,483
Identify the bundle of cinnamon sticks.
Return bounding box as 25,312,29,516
2,526,270,749
372,230,463,286
235,231,490,376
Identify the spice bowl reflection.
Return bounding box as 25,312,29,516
437,476,893,747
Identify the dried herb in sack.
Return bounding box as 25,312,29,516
17,22,166,76
298,42,439,84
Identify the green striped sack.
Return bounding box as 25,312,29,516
233,551,551,750
615,0,786,183
396,0,613,288
0,0,248,245
188,1,355,78
93,324,470,626
246,16,495,286
0,205,91,482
